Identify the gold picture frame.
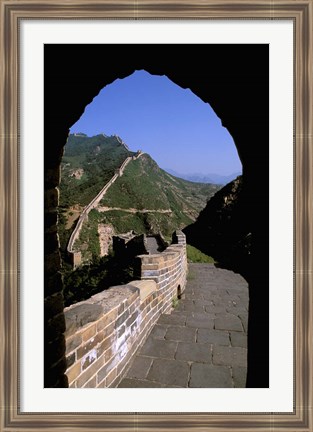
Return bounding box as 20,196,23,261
1,0,312,430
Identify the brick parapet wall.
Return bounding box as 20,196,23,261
64,231,187,388
64,284,146,387
139,244,187,313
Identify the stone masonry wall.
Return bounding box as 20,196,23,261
45,161,68,387
139,244,187,315
64,231,187,388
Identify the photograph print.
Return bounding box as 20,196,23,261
44,44,269,389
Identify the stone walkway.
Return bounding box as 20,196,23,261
145,236,161,254
118,263,249,388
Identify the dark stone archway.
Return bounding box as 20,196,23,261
44,44,269,387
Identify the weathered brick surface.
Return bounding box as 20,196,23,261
115,310,130,328
84,376,97,388
97,357,117,384
77,332,103,359
82,324,97,342
64,230,187,388
105,367,117,387
117,303,124,315
117,348,135,376
76,354,106,387
65,303,103,337
117,325,125,338
97,335,112,358
126,310,139,327
101,322,115,339
66,334,82,355
81,349,98,370
66,361,82,384
66,352,75,368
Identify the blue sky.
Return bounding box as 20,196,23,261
70,70,241,176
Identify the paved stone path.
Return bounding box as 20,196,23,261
145,237,161,254
118,263,249,388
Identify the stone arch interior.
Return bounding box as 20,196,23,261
44,43,269,388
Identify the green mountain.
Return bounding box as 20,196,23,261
98,153,220,236
58,133,221,263
59,133,135,207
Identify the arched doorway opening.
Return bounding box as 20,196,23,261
59,69,241,282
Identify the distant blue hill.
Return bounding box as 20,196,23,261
163,168,241,185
